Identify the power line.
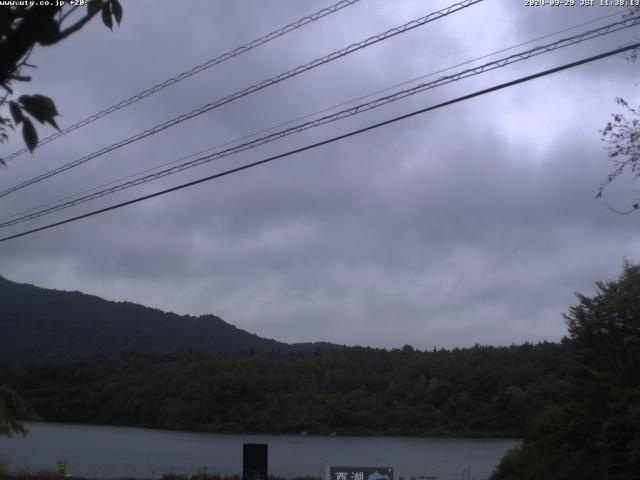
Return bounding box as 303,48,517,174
3,15,635,227
1,41,637,244
0,0,484,199
3,14,637,229
3,7,626,225
4,5,625,221
4,6,624,226
1,0,363,163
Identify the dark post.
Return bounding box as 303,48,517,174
243,443,268,480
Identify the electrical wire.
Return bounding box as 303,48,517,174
2,7,625,225
2,14,638,229
0,0,484,198
1,41,637,244
1,0,363,163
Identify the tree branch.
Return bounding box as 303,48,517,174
52,5,102,43
0,7,60,85
59,5,80,24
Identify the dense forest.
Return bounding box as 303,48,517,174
1,343,568,437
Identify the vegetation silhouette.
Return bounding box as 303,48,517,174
2,342,568,437
491,262,640,479
0,0,122,161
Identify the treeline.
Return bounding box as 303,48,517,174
1,342,568,437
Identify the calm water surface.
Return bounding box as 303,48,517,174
0,423,519,480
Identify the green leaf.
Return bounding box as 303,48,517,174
19,94,60,130
111,0,123,25
87,0,102,14
22,117,38,152
102,3,113,30
34,14,61,46
9,101,23,125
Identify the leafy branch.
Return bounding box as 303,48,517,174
0,0,123,165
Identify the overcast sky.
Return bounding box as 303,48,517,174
1,0,639,349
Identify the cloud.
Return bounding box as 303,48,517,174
1,0,639,349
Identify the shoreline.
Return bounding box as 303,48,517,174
20,420,524,441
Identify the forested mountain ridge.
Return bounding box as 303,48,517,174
0,275,338,359
0,274,569,439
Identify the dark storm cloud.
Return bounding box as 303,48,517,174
1,0,639,348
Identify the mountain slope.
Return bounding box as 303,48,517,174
0,275,325,359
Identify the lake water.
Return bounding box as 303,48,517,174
0,423,519,480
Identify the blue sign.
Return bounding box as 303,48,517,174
330,467,393,480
